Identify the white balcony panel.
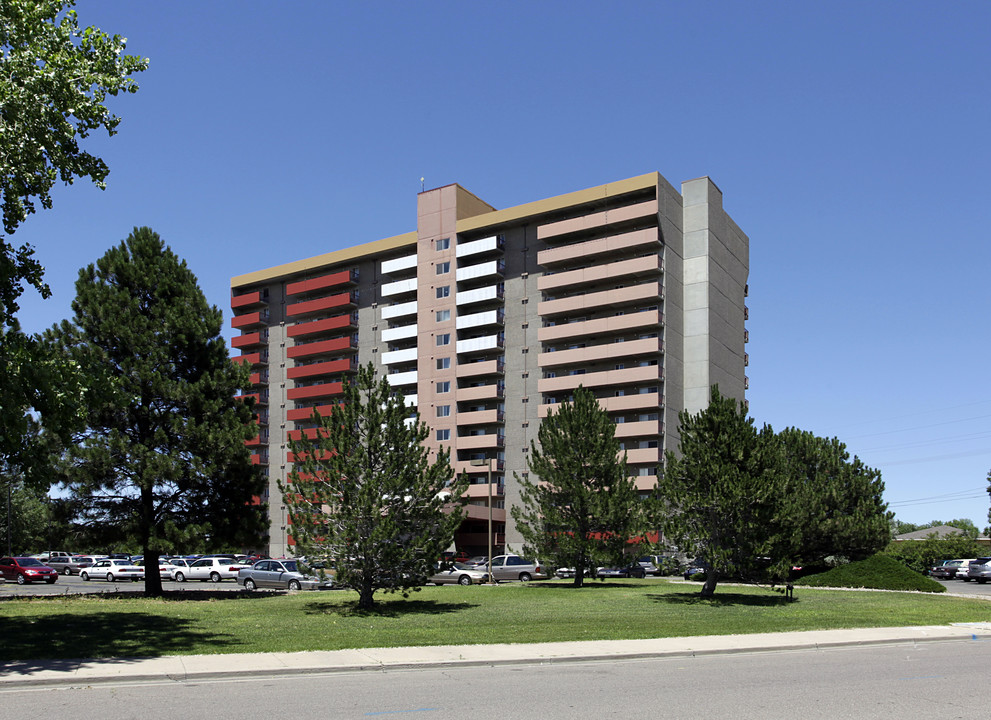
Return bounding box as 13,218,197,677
456,310,499,330
381,323,418,342
457,260,499,282
381,277,417,297
457,334,499,354
381,300,418,320
381,254,417,274
386,370,418,387
456,285,499,306
456,235,499,258
382,347,418,365
403,394,418,407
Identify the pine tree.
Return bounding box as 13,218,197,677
511,387,645,587
773,428,891,569
55,228,266,597
657,386,784,597
282,363,467,609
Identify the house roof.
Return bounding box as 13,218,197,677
894,524,969,540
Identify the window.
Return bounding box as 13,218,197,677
436,333,451,346
436,309,450,322
436,285,450,299
436,261,450,275
436,238,450,251
436,429,450,441
437,405,450,417
437,357,450,370
436,381,450,393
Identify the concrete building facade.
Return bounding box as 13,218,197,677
230,172,749,558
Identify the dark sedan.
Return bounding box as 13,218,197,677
930,559,966,579
596,564,647,579
0,556,58,585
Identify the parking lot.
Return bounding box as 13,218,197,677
0,572,248,597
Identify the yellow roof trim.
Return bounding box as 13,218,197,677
231,231,418,288
231,172,661,288
456,172,659,234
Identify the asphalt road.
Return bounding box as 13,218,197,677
4,573,991,597
2,639,988,719
0,572,247,596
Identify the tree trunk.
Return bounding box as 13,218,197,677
572,561,585,588
699,570,718,598
357,579,375,610
144,548,163,597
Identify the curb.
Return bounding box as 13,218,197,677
4,624,991,688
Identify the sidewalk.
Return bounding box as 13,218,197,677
4,623,991,688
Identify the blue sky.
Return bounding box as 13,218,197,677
11,1,991,527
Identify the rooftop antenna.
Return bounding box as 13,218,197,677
420,177,425,192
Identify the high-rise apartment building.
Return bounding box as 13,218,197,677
230,172,749,558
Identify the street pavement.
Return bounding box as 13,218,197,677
3,623,991,689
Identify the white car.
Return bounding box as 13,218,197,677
427,562,490,586
80,558,145,582
174,557,250,583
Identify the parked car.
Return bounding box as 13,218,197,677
955,558,980,581
0,556,59,584
487,555,547,582
136,558,180,580
930,559,968,579
58,555,105,576
175,557,250,583
966,557,991,584
555,566,594,579
237,559,333,591
596,564,647,579
427,562,490,586
80,558,145,582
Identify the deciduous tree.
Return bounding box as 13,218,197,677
511,387,645,587
283,363,467,610
55,228,265,596
1,0,146,497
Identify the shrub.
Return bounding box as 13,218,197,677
794,554,945,592
881,535,985,575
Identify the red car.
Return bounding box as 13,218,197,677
0,556,59,585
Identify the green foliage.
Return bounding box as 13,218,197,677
511,387,646,587
0,0,148,238
282,363,467,610
656,386,785,596
795,554,946,593
0,0,145,506
881,535,987,575
772,428,891,568
54,228,266,595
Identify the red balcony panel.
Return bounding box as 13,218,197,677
287,336,357,359
286,291,356,318
286,404,338,422
232,353,261,366
286,269,357,297
231,291,266,310
287,427,331,442
231,331,266,349
286,313,357,338
287,382,344,401
287,358,355,380
245,435,261,447
249,372,262,385
231,311,266,330
235,393,260,404
286,449,335,463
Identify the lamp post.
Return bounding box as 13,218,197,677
471,458,495,584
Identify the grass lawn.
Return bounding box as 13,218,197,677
1,578,989,662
